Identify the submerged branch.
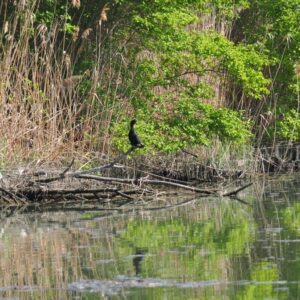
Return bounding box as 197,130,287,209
222,183,253,197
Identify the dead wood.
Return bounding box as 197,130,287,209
115,190,135,200
38,187,119,195
60,158,75,176
0,147,253,207
0,171,253,206
0,186,27,205
222,183,253,197
34,147,136,184
74,147,136,176
76,174,216,194
114,163,193,185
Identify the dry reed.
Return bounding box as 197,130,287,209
0,0,129,167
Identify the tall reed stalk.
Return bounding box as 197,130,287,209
0,0,129,166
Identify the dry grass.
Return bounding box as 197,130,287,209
0,0,129,167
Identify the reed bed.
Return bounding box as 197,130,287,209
0,0,130,166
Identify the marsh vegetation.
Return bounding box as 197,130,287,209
0,0,300,170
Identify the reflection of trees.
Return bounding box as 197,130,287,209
0,199,256,298
133,248,148,276
235,261,280,300
246,181,300,300
278,202,300,299
0,180,299,299
0,210,130,299
119,201,255,283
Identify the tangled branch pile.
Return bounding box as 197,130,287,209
0,154,252,208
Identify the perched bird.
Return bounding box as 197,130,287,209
128,119,144,148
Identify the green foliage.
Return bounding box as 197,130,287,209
235,0,300,141
277,109,300,141
171,94,252,144
112,99,252,153
111,0,272,152
127,2,270,100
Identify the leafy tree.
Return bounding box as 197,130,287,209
232,0,300,142
111,0,270,152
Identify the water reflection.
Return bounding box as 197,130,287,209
132,248,148,276
0,177,300,298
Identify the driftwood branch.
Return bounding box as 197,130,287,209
0,186,27,205
74,147,136,176
35,147,136,184
222,183,253,197
60,158,75,176
0,148,253,208
229,196,252,206
0,172,253,205
76,174,216,194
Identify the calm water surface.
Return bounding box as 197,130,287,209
0,176,300,299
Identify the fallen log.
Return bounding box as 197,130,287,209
0,147,253,207
76,174,217,194
222,183,253,197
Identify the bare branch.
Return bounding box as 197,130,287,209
76,174,216,194
222,183,253,197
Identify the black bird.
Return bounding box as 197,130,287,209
128,119,144,148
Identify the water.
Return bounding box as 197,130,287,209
0,176,300,299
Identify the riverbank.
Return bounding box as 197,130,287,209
0,150,254,207
2,139,300,183
1,139,299,207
